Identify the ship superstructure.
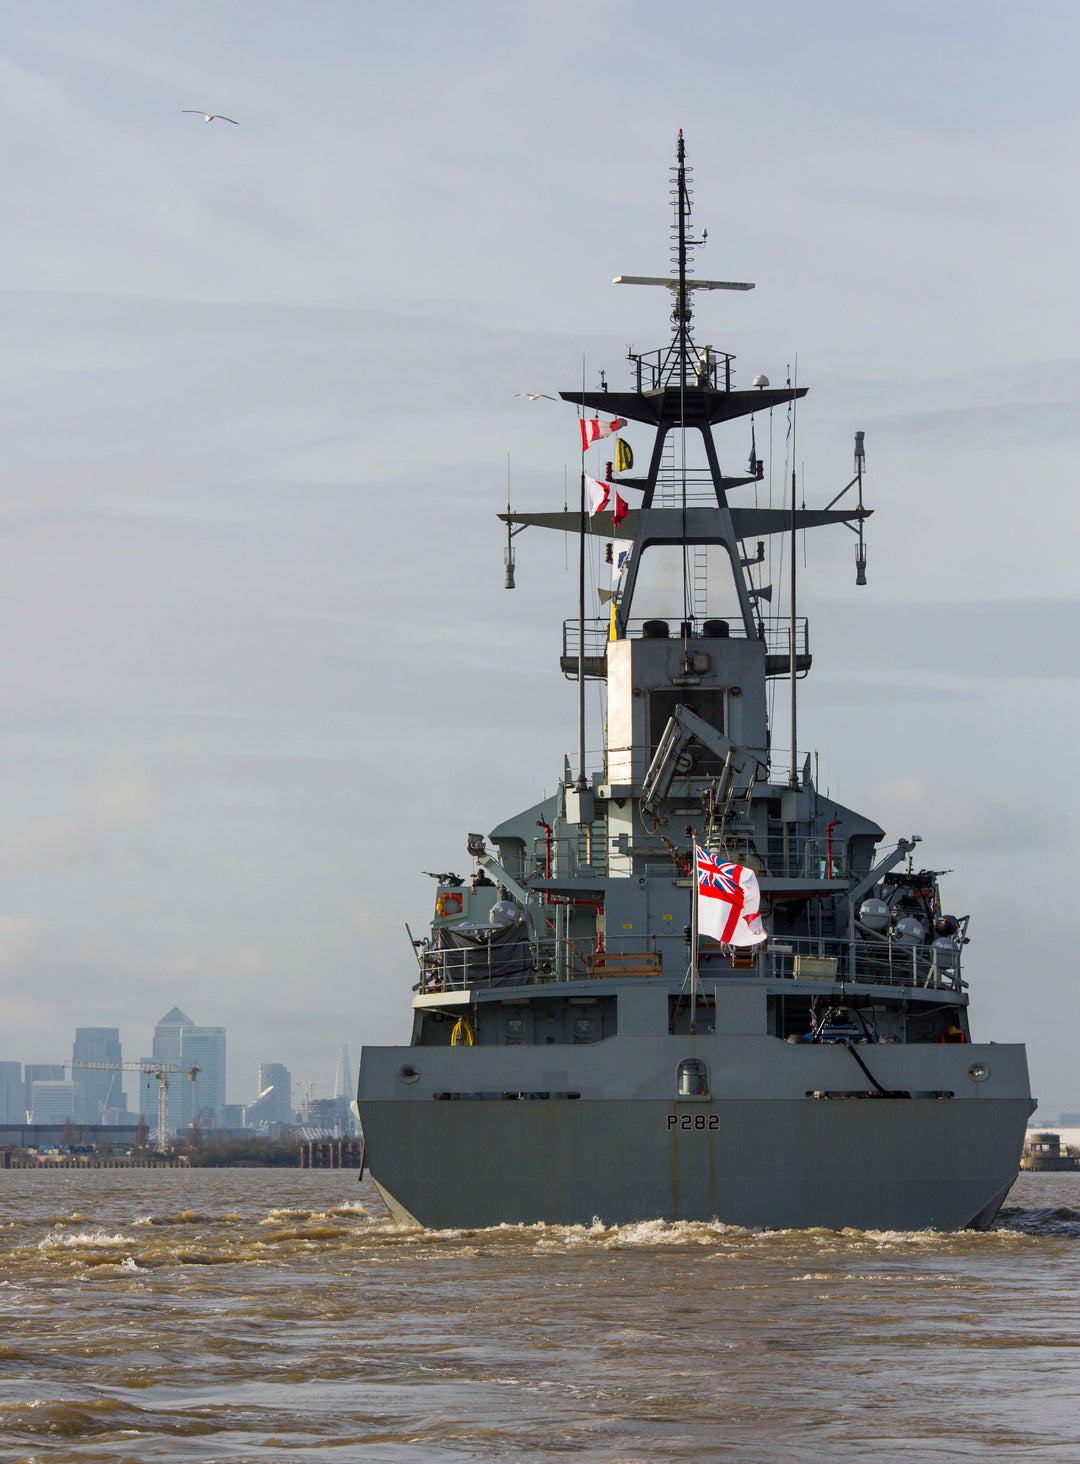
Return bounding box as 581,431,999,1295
357,135,1033,1231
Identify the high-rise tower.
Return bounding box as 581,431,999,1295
142,1008,227,1133
0,1062,22,1123
72,1028,125,1122
246,1063,292,1126
333,1043,353,1102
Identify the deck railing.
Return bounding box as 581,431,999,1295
562,614,809,663
763,834,850,881
532,829,849,883
416,929,963,995
415,934,660,994
748,935,964,992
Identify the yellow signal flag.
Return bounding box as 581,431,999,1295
615,437,633,473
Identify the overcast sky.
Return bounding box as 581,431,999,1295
0,0,1077,1114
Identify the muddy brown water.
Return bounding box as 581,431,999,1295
1,1169,1077,1462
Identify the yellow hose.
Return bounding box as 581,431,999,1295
450,1018,474,1047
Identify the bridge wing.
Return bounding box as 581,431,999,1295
559,385,806,427
500,505,870,542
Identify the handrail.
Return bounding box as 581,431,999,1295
417,934,660,994
563,615,809,660
757,934,963,993
415,927,962,996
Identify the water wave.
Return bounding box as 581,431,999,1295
3,1171,1079,1463
996,1204,1080,1237
37,1228,135,1250
134,1210,230,1226
0,1396,217,1443
7,1196,1077,1280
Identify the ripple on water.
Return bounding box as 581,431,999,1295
0,1396,219,1443
0,1170,1078,1462
37,1229,136,1250
996,1203,1080,1237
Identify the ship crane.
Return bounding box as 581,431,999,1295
62,1060,200,1151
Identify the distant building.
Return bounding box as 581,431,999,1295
71,1028,126,1123
299,1094,354,1136
24,1064,64,1116
0,1062,22,1123
335,1043,354,1099
1022,1131,1080,1171
180,1028,226,1129
29,1081,77,1124
141,1008,227,1133
151,1006,190,1065
243,1063,292,1128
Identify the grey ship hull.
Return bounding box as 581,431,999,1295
358,1030,1031,1232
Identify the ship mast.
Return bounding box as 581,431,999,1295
675,129,692,387
500,133,870,769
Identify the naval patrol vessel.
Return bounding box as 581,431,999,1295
357,135,1033,1231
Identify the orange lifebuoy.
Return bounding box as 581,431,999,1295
437,891,463,916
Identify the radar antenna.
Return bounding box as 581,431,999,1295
614,130,754,390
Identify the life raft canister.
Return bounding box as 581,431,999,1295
437,891,463,917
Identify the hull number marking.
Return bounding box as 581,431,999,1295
668,1114,719,1130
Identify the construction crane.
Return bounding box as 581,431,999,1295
62,1060,200,1150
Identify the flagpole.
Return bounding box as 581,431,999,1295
690,848,699,1033
577,461,587,791
576,356,587,796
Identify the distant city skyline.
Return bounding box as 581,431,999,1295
0,1011,352,1131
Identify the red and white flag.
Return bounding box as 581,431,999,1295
585,475,629,529
580,417,627,451
696,846,767,946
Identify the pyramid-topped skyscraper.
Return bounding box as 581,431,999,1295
138,1006,226,1135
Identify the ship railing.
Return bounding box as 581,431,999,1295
416,930,962,993
529,832,608,881
534,934,661,983
562,615,809,662
415,933,662,992
762,834,850,881
627,344,736,393
757,935,964,992
416,936,534,994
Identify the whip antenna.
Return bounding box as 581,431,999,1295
854,431,868,585
504,455,516,589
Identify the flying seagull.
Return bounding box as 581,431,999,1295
183,111,239,124
515,392,555,401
